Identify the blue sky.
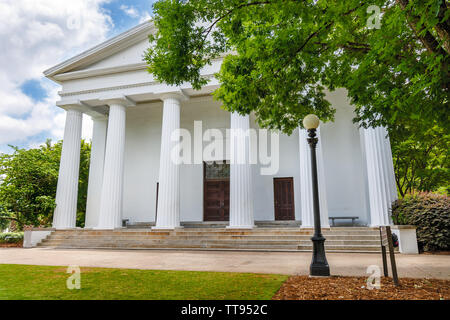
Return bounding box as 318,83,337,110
0,0,157,154
103,0,156,36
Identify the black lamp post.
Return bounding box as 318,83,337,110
303,114,330,277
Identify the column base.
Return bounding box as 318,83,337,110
226,225,255,230
53,227,78,230
369,224,390,228
151,226,184,231
92,227,119,230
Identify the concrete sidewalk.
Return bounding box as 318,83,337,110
0,248,449,279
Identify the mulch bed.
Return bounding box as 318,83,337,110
422,251,450,255
273,276,449,300
0,242,23,248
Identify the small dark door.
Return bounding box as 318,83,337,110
274,178,295,220
203,162,230,221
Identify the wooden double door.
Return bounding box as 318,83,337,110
204,179,230,221
203,162,295,221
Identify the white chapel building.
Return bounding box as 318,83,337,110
44,21,397,230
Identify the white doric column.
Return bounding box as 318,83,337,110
84,115,108,228
97,98,133,229
299,128,330,228
361,126,397,226
228,113,254,229
53,107,83,229
382,131,398,205
153,93,186,229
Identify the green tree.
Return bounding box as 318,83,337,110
391,121,449,197
0,140,90,230
145,0,449,197
145,0,448,134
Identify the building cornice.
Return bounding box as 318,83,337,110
59,74,216,97
54,62,148,81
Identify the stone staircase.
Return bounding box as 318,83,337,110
38,227,384,253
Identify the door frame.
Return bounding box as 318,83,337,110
273,177,295,221
203,161,230,221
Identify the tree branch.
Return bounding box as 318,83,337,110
202,1,273,40
434,0,450,54
396,0,448,56
0,215,19,222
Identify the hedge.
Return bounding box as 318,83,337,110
0,232,24,244
391,192,450,252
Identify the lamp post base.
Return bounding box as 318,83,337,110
310,264,330,277
310,235,330,277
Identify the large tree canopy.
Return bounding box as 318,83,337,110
391,121,449,197
145,0,449,134
0,140,90,230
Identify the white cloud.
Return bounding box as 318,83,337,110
120,4,139,18
120,4,152,23
139,11,153,24
0,0,112,149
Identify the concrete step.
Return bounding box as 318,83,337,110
46,233,380,241
54,227,378,234
127,221,304,229
41,238,379,246
298,244,381,251
39,242,381,253
38,227,383,253
48,232,380,239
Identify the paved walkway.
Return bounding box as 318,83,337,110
1,248,449,279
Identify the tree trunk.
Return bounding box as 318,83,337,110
396,0,448,56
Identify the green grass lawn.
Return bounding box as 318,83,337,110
0,264,287,300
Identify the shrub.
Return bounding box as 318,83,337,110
391,192,450,252
0,232,24,244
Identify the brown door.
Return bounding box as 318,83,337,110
274,178,295,220
204,180,230,221
203,162,230,221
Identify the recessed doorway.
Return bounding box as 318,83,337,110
203,161,230,221
273,177,295,220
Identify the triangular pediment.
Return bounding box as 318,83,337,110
44,21,155,81
74,39,150,72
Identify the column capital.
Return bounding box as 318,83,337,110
57,99,107,119
56,100,86,113
158,90,189,102
90,114,108,121
99,95,136,107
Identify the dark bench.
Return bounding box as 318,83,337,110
329,216,359,226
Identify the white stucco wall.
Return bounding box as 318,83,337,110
123,101,162,224
320,89,370,225
250,118,302,221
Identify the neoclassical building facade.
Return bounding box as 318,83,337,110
44,21,397,230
